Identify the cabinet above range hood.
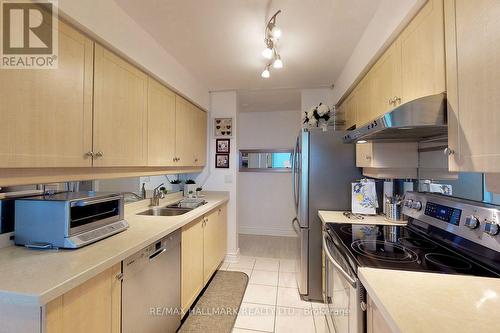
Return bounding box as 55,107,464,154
343,93,447,143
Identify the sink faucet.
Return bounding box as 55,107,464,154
151,183,165,207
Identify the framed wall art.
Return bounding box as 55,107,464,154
214,118,232,137
215,154,230,168
216,139,230,153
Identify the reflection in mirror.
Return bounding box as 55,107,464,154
239,149,292,172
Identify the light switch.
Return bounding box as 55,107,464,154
224,174,233,184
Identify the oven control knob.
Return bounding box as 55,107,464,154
404,199,413,208
484,221,499,236
465,216,480,229
411,201,423,211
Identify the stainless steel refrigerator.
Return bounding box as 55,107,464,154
291,128,361,301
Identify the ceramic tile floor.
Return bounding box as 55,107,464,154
219,256,333,333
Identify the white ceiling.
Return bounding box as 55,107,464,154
238,89,301,113
115,0,381,92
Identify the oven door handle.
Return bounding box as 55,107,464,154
323,235,357,288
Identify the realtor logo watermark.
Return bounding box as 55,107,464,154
1,0,58,69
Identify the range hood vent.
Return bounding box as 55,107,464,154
343,93,447,143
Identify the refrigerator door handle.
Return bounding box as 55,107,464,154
291,217,300,234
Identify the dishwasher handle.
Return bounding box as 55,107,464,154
149,248,167,261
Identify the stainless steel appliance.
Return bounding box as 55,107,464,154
291,128,361,301
322,192,500,333
343,93,447,143
122,230,181,333
14,192,128,249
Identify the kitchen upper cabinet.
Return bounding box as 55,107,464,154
175,96,195,166
175,97,207,167
147,78,176,166
371,40,402,116
193,106,208,167
0,21,93,168
400,0,445,104
45,264,121,333
93,44,148,167
181,217,204,313
356,142,418,169
355,72,375,126
445,0,500,172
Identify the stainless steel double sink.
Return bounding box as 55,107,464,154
138,200,207,216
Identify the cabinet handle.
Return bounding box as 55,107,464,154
394,96,402,105
195,158,198,162
365,156,372,160
388,98,394,105
173,157,177,162
85,151,94,158
95,151,103,158
443,147,455,156
115,273,123,281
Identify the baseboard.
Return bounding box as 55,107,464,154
239,226,297,237
224,248,240,263
0,232,14,249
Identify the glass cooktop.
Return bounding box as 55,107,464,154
325,223,500,278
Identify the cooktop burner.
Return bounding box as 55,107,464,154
339,225,381,236
325,222,500,278
398,237,437,250
425,253,473,271
351,240,418,263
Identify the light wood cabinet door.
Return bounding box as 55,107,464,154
45,263,121,333
445,0,500,172
175,96,195,166
147,78,176,166
356,142,418,168
367,295,392,333
0,21,93,167
193,106,207,167
371,40,402,117
203,209,221,284
355,72,375,126
93,44,148,166
217,204,228,264
400,0,445,104
343,93,357,129
181,217,204,312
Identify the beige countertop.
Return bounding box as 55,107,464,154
359,267,500,333
0,191,229,306
318,210,407,226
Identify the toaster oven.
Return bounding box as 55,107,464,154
14,192,128,249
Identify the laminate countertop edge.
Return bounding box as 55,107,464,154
359,267,500,333
0,191,229,306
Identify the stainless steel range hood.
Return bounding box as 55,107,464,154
343,93,447,143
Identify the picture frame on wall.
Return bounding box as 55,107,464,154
216,139,230,153
214,118,232,137
215,154,230,168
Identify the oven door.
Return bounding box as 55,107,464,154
68,195,124,235
323,232,365,333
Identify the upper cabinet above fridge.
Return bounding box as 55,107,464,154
445,0,500,173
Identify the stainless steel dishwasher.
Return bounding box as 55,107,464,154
122,230,181,333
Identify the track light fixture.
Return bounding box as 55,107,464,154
260,10,283,78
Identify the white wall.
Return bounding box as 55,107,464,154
58,0,209,109
331,0,426,103
196,91,239,261
238,110,300,237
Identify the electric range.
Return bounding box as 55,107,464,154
325,192,500,277
322,192,500,333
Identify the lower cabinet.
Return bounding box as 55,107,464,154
367,295,393,333
45,263,122,333
181,204,228,313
